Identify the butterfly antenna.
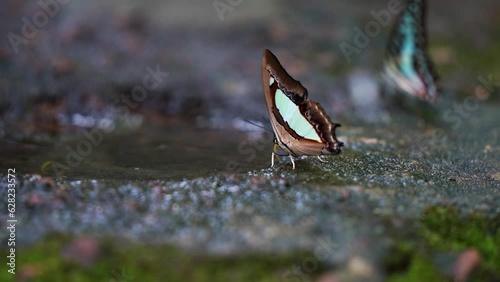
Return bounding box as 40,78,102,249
244,117,289,157
243,118,274,134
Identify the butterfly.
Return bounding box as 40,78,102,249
261,49,343,169
383,0,439,104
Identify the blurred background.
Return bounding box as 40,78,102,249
1,0,499,176
0,0,499,281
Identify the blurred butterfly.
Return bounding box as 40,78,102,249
383,0,439,104
261,49,343,169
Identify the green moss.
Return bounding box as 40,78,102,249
4,234,319,282
384,206,500,281
420,206,500,278
387,254,445,282
383,240,416,274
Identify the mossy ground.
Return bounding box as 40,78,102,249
387,206,500,281
2,234,318,282
3,206,498,281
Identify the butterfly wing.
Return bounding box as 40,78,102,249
261,49,343,156
384,0,439,103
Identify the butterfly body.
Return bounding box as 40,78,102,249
383,0,439,104
261,49,343,168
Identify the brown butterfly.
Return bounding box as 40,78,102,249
261,49,343,169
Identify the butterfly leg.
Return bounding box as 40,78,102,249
271,144,281,168
289,155,296,170
317,156,328,163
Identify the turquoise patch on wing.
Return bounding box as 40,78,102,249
275,88,321,142
400,14,416,78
